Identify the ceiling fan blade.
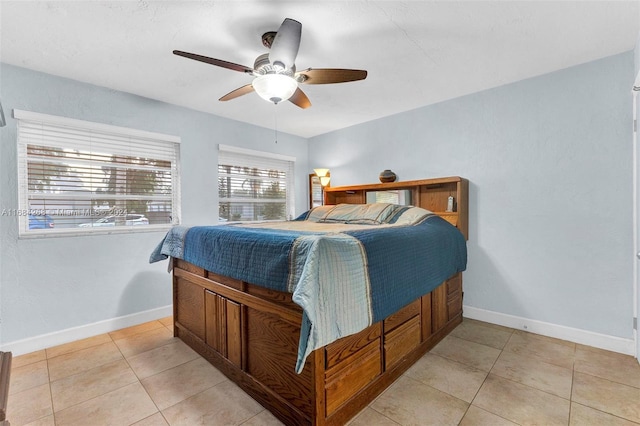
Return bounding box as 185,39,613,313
288,87,311,109
297,68,368,84
173,50,254,74
269,18,302,70
219,84,255,101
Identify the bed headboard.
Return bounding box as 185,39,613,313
323,176,469,240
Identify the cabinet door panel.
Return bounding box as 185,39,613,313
176,278,205,340
226,300,242,368
205,291,226,354
421,292,432,341
431,283,448,332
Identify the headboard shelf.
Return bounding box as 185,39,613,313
324,176,469,239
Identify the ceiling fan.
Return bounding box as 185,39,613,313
173,18,368,109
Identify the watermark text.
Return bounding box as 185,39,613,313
1,208,128,217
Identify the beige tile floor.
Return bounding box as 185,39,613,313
8,317,640,425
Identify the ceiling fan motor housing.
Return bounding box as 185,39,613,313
253,53,295,76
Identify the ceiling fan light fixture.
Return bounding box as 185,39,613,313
252,74,297,104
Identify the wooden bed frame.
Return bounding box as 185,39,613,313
172,176,468,425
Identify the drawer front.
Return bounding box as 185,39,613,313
446,273,462,295
325,324,381,370
447,293,463,321
383,299,421,333
325,340,381,416
384,315,421,370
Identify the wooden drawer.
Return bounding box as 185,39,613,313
384,315,421,369
325,339,381,416
447,292,463,321
383,299,421,333
446,273,462,295
325,324,381,370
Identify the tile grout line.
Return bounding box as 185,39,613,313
47,356,57,426
470,330,576,425
117,320,208,425
47,321,167,424
459,329,516,425
47,330,122,423
568,345,576,425
361,406,402,426
112,321,178,426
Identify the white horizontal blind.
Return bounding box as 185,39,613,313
15,110,181,236
218,145,295,222
373,191,400,204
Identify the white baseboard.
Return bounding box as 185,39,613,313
0,305,173,356
4,304,635,359
463,305,637,357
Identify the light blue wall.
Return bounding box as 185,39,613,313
0,64,308,344
1,50,635,347
310,51,635,339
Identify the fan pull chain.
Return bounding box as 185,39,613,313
274,105,278,144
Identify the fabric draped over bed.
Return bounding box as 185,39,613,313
150,204,467,372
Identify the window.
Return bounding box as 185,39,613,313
365,190,412,205
15,110,180,236
218,145,295,222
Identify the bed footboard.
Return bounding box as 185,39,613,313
172,258,463,426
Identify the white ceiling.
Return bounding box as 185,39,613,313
1,1,639,138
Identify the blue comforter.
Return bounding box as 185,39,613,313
151,206,466,372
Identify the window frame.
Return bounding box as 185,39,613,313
14,109,181,237
218,144,295,223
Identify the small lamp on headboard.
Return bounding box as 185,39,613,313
314,168,331,187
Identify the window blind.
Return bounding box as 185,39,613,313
218,145,295,222
15,110,181,236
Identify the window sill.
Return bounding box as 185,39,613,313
18,224,175,239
